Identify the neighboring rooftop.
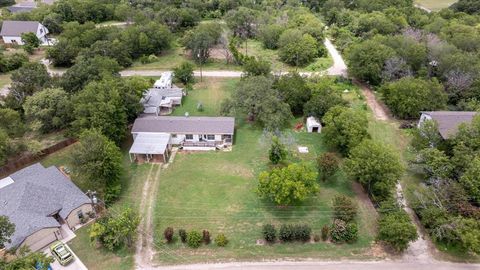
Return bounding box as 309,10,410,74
141,87,183,107
132,115,235,134
0,163,90,249
0,20,40,36
421,111,478,139
6,2,37,14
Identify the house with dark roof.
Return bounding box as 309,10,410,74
418,111,478,139
0,163,92,252
129,115,235,162
0,20,49,45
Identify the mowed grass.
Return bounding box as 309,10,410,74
415,0,457,10
40,140,155,270
151,78,377,264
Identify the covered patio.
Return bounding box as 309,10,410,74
129,133,171,163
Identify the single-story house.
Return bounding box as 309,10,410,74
0,163,92,253
6,2,37,14
0,20,49,45
140,87,184,116
129,115,235,162
418,111,478,139
306,116,322,133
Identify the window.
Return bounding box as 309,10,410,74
185,134,193,140
207,134,215,140
172,134,177,138
77,210,84,219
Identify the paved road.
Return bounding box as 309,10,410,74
142,260,480,270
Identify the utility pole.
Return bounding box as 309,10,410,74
198,53,203,82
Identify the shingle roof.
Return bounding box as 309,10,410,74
0,163,91,249
6,5,36,14
132,115,235,134
421,111,478,139
0,20,39,36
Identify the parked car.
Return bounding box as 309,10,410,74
50,241,74,266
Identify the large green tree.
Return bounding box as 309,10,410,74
459,157,480,203
0,108,24,137
322,106,369,154
72,78,128,144
278,29,318,66
23,88,72,133
346,40,396,85
257,163,319,205
274,72,311,115
182,22,221,64
381,77,447,119
222,76,292,131
345,140,404,202
304,85,346,120
71,129,123,203
8,62,51,107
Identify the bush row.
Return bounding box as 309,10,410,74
262,224,311,243
164,227,228,248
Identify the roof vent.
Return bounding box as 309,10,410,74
185,112,189,117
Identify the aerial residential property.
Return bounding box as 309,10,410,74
140,72,185,115
0,163,92,253
0,20,50,45
1,0,480,269
129,115,235,162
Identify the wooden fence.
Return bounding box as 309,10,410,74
0,138,77,178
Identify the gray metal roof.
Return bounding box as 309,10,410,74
0,163,91,249
6,5,36,14
0,20,40,36
421,111,478,139
141,87,183,108
129,133,170,155
132,115,235,134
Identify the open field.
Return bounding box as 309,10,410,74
128,39,332,73
415,0,457,11
150,78,378,264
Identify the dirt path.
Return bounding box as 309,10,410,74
354,81,390,121
135,164,162,268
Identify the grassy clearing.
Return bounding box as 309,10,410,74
40,141,155,270
150,78,377,264
415,0,457,10
238,39,333,72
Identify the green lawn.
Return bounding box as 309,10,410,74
415,0,457,10
40,141,156,270
151,78,377,264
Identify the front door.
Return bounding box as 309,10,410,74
200,134,207,141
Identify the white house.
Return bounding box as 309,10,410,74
129,115,235,163
306,116,322,133
0,20,49,45
140,72,185,115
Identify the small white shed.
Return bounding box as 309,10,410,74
306,116,322,133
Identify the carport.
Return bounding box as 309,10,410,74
129,133,171,163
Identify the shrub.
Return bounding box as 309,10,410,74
187,230,202,248
293,224,312,242
262,224,277,243
317,152,340,181
179,229,187,243
202,230,211,244
332,195,358,223
314,234,321,242
279,224,294,242
164,227,174,243
321,225,330,241
269,136,287,164
345,222,358,243
215,233,229,247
